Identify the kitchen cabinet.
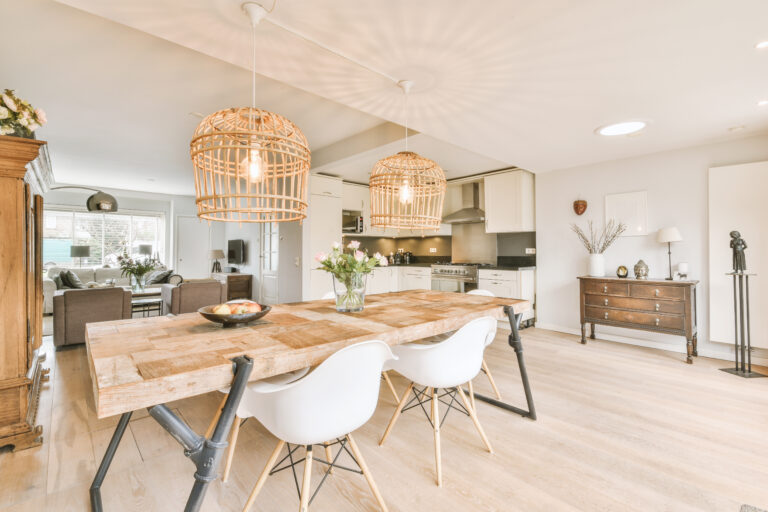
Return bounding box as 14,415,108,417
367,267,394,294
483,171,535,233
303,175,343,300
398,266,431,291
478,268,536,322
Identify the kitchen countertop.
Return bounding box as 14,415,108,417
378,263,537,270
482,265,537,271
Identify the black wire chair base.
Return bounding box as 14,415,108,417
269,437,364,506
400,385,470,428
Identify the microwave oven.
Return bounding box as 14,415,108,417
342,210,364,233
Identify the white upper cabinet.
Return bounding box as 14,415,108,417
483,171,535,233
304,174,343,300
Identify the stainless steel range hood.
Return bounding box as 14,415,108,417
442,182,485,224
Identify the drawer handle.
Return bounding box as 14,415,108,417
655,318,660,326
655,289,660,297
604,312,609,320
603,285,608,293
655,303,660,311
604,298,608,306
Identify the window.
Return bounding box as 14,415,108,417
43,208,165,267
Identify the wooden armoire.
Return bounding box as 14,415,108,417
0,135,53,451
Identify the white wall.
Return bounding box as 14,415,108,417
535,133,768,364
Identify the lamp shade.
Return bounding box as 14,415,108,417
210,249,226,259
86,191,118,212
70,245,90,258
138,244,153,256
657,227,682,243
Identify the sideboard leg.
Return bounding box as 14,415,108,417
580,323,587,344
685,338,693,364
589,323,596,340
692,334,698,357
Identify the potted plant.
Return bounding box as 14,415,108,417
117,250,159,293
315,241,388,312
571,220,626,277
0,89,47,139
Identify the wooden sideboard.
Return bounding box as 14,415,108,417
0,135,53,451
212,272,253,301
578,276,699,363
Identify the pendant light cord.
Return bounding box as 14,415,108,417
404,88,408,152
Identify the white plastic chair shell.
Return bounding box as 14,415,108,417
389,316,496,389
238,340,396,446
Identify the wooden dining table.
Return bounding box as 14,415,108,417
85,290,534,511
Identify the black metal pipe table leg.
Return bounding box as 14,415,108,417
90,411,132,511
89,355,254,512
467,308,537,420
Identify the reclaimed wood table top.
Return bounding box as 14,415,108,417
85,290,530,418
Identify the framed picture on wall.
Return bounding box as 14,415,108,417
605,191,648,236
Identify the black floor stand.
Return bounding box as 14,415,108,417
89,355,254,511
467,308,537,420
720,272,765,379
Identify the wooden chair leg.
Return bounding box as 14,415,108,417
468,379,476,412
222,415,241,482
382,371,400,403
431,387,442,487
347,434,389,512
379,382,414,446
243,439,285,512
324,442,334,474
456,386,493,454
482,358,502,400
299,446,313,512
205,393,228,438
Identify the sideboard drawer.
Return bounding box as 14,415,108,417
585,295,685,315
583,281,628,296
585,306,684,331
629,284,686,300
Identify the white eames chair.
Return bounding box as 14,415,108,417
240,340,396,512
379,317,495,487
466,289,502,403
323,289,400,403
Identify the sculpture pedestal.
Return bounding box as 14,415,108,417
719,272,766,378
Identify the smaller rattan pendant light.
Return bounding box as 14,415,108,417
369,81,446,232
190,2,310,223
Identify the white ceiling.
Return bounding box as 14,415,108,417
48,0,768,174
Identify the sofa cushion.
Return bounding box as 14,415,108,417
48,266,95,283
61,270,86,289
147,269,173,284
53,274,63,290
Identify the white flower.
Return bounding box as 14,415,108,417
378,256,388,266
314,251,327,262
354,250,365,262
17,116,28,127
28,122,39,132
0,107,8,120
0,125,11,135
1,93,17,112
347,240,361,250
332,241,340,249
373,252,382,260
35,108,47,125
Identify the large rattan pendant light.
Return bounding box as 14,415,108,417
369,81,446,232
190,2,310,223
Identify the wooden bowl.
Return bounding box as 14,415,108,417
198,302,271,328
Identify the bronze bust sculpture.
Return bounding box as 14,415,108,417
730,231,747,273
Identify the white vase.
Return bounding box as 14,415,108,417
588,254,605,277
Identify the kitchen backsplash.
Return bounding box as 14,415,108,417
497,231,536,256
342,235,452,260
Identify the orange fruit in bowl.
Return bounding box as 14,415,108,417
212,304,232,315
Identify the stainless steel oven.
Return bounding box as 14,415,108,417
430,264,479,293
342,210,363,233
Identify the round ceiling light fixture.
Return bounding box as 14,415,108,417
595,121,647,137
755,41,768,49
758,99,768,107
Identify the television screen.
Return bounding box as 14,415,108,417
227,239,245,264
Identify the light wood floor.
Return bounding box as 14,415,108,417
1,328,767,512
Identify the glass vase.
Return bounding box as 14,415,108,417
131,273,148,293
332,273,367,312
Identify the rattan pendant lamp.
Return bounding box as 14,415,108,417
369,81,446,232
190,2,311,223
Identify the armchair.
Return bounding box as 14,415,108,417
161,279,227,315
53,288,132,347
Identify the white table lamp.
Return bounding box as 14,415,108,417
657,227,682,280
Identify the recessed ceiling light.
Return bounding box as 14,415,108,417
758,100,768,107
756,41,768,49
728,125,746,133
596,121,647,136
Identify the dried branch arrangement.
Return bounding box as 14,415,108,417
571,219,627,254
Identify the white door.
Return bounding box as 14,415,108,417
260,222,279,305
176,216,210,279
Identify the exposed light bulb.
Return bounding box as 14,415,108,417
240,147,264,181
399,182,413,204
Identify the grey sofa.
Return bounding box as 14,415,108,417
53,287,132,347
161,279,227,315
